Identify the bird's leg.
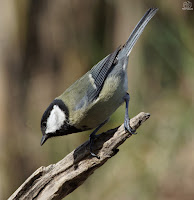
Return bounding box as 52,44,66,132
89,119,109,158
123,93,137,134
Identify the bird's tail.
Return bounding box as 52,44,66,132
117,8,158,59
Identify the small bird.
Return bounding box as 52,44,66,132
40,8,158,158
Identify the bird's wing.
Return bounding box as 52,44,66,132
87,8,158,103
87,46,121,102
75,8,158,110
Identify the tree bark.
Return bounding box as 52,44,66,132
8,112,150,200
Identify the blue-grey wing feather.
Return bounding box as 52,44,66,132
87,47,121,102
76,8,158,110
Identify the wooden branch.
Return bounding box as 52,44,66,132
8,112,150,200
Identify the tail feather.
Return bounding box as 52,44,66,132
118,8,158,59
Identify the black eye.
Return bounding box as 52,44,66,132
42,122,46,128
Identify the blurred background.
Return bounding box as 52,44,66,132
0,0,194,199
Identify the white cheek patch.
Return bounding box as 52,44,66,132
45,105,66,134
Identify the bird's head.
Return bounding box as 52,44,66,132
40,99,69,145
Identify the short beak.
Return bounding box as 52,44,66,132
40,134,48,146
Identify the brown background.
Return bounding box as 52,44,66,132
0,0,194,199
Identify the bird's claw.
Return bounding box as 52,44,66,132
90,151,100,159
89,134,100,159
124,119,137,135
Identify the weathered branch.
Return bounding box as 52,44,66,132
8,112,150,200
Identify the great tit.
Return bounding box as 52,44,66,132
40,8,158,157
